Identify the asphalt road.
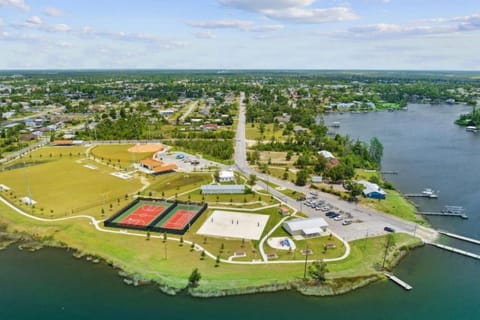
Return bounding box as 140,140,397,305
234,92,437,242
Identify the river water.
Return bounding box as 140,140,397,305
1,104,480,319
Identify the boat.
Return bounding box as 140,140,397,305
466,126,478,132
422,188,438,198
331,121,340,128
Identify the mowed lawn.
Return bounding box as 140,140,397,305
0,157,142,216
90,144,154,167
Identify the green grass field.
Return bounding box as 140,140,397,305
90,144,154,168
145,172,213,198
245,123,287,141
0,147,143,218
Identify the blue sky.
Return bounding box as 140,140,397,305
0,0,479,69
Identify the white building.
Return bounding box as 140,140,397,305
201,184,245,194
219,170,235,182
317,150,335,160
283,217,328,238
357,180,386,199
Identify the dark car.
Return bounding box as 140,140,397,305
297,197,306,201
384,226,396,233
326,211,338,218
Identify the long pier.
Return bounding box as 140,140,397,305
439,231,480,245
430,243,480,260
384,273,412,291
405,194,438,198
417,211,468,219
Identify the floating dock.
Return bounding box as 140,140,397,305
406,194,438,198
439,231,480,245
430,243,480,260
381,171,398,175
384,272,412,291
417,211,468,219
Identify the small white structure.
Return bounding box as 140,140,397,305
318,150,335,160
20,197,37,206
219,170,235,182
201,184,244,194
283,217,328,238
0,184,10,191
312,176,323,183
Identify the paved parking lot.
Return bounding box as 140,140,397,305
156,150,229,173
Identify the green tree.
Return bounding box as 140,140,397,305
188,268,201,288
248,174,257,186
308,260,328,283
295,169,308,186
369,137,384,165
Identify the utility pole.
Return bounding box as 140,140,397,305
303,245,309,280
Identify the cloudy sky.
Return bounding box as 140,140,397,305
0,0,479,69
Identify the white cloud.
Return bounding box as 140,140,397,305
341,13,480,38
188,19,284,33
219,0,314,11
0,0,29,11
0,18,4,27
194,30,216,39
263,7,357,24
47,23,71,32
218,0,357,24
81,26,187,49
43,7,64,17
188,19,254,30
25,15,42,26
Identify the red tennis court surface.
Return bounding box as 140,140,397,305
119,205,165,227
162,210,197,230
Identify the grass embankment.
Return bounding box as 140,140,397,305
0,197,421,291
145,172,213,198
355,169,426,225
329,233,422,278
0,146,142,218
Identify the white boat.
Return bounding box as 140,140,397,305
466,126,478,132
422,188,438,198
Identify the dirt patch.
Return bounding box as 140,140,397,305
128,144,165,153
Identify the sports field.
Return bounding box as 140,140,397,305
196,210,269,240
154,204,203,230
0,147,142,217
112,200,173,227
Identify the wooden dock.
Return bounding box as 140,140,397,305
405,194,438,198
417,211,468,219
430,243,480,260
439,231,480,245
381,171,398,175
385,272,412,291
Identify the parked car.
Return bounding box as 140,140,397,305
384,226,396,233
342,220,352,226
334,216,343,221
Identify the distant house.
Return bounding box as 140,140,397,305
202,123,218,131
219,170,235,182
283,217,328,238
357,180,386,200
159,108,175,118
317,150,335,160
293,126,307,133
52,140,74,146
278,207,290,216
201,184,245,194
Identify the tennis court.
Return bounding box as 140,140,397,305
155,204,203,230
112,200,173,227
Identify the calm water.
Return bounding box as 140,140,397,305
2,104,480,319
